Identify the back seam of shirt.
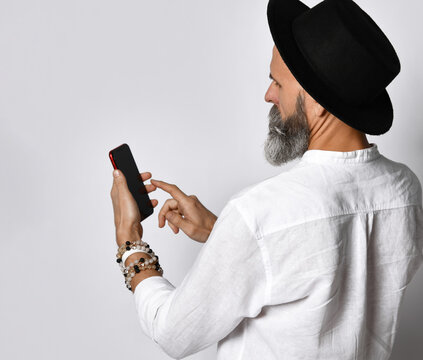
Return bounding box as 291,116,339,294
260,202,422,240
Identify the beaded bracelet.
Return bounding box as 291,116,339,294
124,256,163,291
116,239,163,291
116,238,151,260
116,239,159,271
120,248,159,275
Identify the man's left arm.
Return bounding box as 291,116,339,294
110,170,270,358
130,200,270,359
111,169,164,290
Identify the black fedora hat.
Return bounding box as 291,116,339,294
267,0,401,135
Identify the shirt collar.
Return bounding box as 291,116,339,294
300,143,381,164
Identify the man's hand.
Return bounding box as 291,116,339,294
150,179,217,244
110,169,158,246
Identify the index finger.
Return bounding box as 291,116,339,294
139,172,152,181
150,179,188,202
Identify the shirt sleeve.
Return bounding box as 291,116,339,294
132,200,269,359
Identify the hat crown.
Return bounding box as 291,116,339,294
291,0,400,105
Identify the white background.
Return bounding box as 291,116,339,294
0,0,421,359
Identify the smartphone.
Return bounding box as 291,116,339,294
109,143,154,222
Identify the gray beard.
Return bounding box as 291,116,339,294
263,93,310,166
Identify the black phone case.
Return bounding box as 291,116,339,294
109,143,154,222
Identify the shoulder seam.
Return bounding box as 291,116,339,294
231,200,272,305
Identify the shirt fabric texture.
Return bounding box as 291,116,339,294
133,143,423,359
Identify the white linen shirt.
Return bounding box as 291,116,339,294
133,143,423,359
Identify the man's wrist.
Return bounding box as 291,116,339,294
117,229,141,246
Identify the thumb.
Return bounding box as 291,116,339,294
165,211,190,232
113,169,125,182
113,170,128,191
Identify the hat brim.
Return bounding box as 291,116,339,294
267,0,393,135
